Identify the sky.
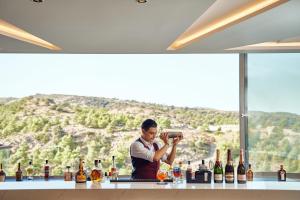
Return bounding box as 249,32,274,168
248,53,300,115
0,54,239,111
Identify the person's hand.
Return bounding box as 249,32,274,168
159,132,169,146
172,134,183,146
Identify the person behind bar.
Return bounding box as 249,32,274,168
130,119,182,179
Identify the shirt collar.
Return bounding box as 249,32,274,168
140,137,153,147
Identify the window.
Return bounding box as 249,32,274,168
0,54,239,175
248,53,300,173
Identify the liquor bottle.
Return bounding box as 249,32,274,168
186,161,192,180
91,160,101,182
111,156,118,180
64,166,73,181
199,160,207,171
246,164,254,181
237,149,246,184
98,160,103,182
75,159,87,183
16,162,23,181
167,165,173,179
26,160,34,180
195,160,211,183
225,149,234,183
82,160,90,181
0,163,6,182
278,165,286,181
178,161,184,182
104,172,109,182
214,149,223,183
44,160,50,181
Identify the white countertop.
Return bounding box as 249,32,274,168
0,180,299,191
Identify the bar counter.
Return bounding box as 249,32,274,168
0,180,299,200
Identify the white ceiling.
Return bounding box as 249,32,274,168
0,0,300,53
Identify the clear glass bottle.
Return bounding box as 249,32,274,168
98,160,103,182
64,166,73,181
26,160,34,180
91,160,101,182
111,156,118,180
246,164,254,181
75,159,87,183
178,161,184,182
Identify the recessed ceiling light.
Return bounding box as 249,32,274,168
31,0,44,3
226,41,300,51
0,18,61,51
136,0,147,3
167,0,288,50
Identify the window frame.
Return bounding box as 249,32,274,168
240,53,300,179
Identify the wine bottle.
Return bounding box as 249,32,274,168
44,160,50,181
214,149,223,183
225,149,234,183
237,149,246,184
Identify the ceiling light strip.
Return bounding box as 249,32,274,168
167,0,288,50
0,19,61,51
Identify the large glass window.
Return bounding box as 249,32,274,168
248,53,300,173
0,54,239,175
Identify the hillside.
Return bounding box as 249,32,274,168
0,94,299,175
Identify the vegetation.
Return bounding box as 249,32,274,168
0,94,299,176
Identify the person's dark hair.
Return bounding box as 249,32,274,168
141,119,157,131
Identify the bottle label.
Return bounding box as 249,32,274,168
238,174,246,181
280,172,285,180
204,172,208,182
225,173,234,181
214,174,223,181
64,172,72,181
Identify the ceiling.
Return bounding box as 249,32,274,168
0,0,300,53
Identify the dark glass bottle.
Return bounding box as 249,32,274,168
214,149,223,183
237,149,246,184
225,149,234,183
278,165,286,181
0,163,6,182
44,160,50,181
16,163,23,181
186,161,192,180
195,160,212,183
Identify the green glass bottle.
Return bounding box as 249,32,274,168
214,149,223,183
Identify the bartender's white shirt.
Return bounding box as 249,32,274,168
130,137,168,162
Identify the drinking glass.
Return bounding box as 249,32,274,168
173,167,181,183
156,169,168,185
